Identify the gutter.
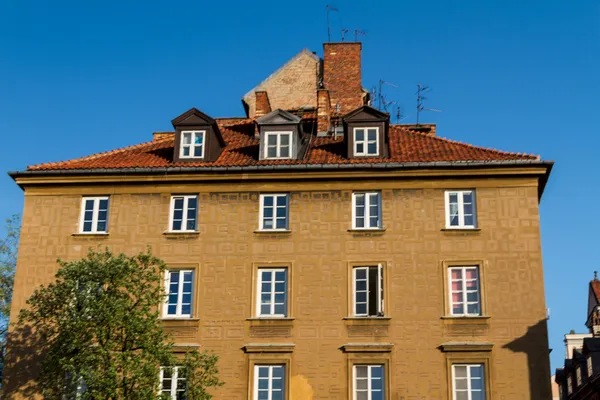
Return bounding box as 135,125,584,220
8,159,554,199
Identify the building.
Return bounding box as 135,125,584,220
555,277,600,399
4,42,553,399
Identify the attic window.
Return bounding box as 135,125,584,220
264,131,292,159
353,127,379,156
180,131,205,159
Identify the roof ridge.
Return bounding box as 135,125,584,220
394,125,540,160
27,136,173,170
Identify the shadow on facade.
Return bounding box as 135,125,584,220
2,324,45,399
502,319,552,400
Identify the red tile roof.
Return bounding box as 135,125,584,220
27,119,539,171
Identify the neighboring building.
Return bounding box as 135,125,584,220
556,277,600,400
4,42,554,399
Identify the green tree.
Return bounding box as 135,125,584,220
13,248,223,399
0,214,20,382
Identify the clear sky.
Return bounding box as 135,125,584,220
1,0,598,372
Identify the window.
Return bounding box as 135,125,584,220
354,365,385,400
577,365,582,386
160,367,187,400
354,127,379,156
257,268,288,317
449,266,481,316
567,374,573,394
588,356,593,377
353,265,384,317
352,192,381,229
180,130,205,159
452,364,485,400
264,131,292,159
254,365,285,400
259,194,289,231
558,383,563,400
163,270,194,318
79,197,109,233
169,195,198,232
445,190,477,229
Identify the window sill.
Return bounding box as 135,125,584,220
441,228,481,232
72,232,109,237
441,316,490,325
161,317,200,321
247,317,295,327
343,316,391,326
343,316,391,321
253,230,292,235
162,231,200,238
347,228,386,235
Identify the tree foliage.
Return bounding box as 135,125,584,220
13,248,223,399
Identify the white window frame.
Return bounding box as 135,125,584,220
352,265,384,317
352,192,382,230
180,130,205,159
445,190,477,229
353,127,379,156
79,196,109,234
353,364,385,400
163,269,194,318
256,268,288,318
253,365,285,400
169,195,198,232
259,194,289,231
264,131,293,160
448,266,481,317
452,364,486,400
159,366,187,400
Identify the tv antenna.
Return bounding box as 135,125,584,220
416,84,442,125
354,29,366,42
377,79,398,111
395,106,407,124
341,28,349,41
326,5,339,42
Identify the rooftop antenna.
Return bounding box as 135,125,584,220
341,28,349,42
378,79,398,111
416,84,442,125
326,5,339,42
395,106,405,124
354,29,366,42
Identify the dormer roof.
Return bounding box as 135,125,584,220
255,109,302,126
171,108,226,147
343,105,389,121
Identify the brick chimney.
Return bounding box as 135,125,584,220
317,89,331,134
322,42,365,114
255,90,272,118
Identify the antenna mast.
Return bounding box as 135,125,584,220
341,28,349,41
416,84,442,125
377,79,398,111
326,5,339,42
354,29,366,42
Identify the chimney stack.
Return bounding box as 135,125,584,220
317,89,331,134
254,91,272,118
322,43,365,114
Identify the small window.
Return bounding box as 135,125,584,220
79,197,109,233
169,195,198,232
445,190,477,229
254,365,285,400
163,270,194,318
160,366,187,400
354,127,379,156
588,356,593,377
180,130,205,159
452,364,485,400
264,131,292,160
449,266,481,316
354,365,385,400
352,192,381,229
577,365,582,386
353,265,384,317
567,375,573,394
259,194,289,231
257,268,288,317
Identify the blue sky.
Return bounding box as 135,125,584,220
0,0,598,371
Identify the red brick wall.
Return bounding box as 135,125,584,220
254,91,271,118
322,43,365,114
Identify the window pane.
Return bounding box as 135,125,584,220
280,134,290,145
183,147,190,156
355,129,365,141
172,220,182,231
267,135,277,145
449,193,458,204
356,143,364,153
84,199,95,211
368,129,377,141
84,210,94,223
263,196,274,207
195,133,203,144
83,221,93,232
280,147,289,158
263,219,273,229
276,219,287,229
98,199,108,210
97,221,106,232
463,191,473,203
182,133,191,144
267,147,277,158
464,215,474,226
367,142,377,154
194,145,203,157
276,207,287,218
276,196,287,206
263,207,273,218
355,366,368,378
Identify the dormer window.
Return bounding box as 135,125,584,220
180,131,205,159
265,131,292,159
354,127,379,156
